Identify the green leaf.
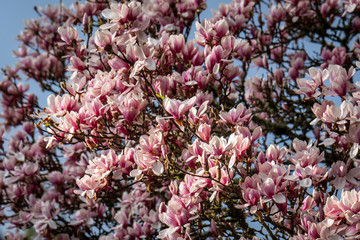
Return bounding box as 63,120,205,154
156,94,164,100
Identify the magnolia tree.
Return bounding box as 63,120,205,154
2,0,360,239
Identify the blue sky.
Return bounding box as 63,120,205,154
0,0,231,110
0,0,74,69
0,0,230,70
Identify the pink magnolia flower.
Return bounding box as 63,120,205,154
86,150,121,180
94,30,114,49
266,144,287,164
219,104,252,125
201,134,238,157
117,147,135,176
139,133,165,157
163,96,196,119
187,100,210,125
291,139,324,167
196,123,211,143
178,174,208,200
47,171,64,185
132,151,164,176
338,190,360,224
158,199,191,238
5,231,23,240
195,19,229,46
205,45,226,74
31,200,59,235
169,34,185,54
68,56,86,73
71,209,95,226
101,1,142,29
322,47,347,68
75,175,103,200
86,70,117,98
343,0,360,15
289,52,306,80
296,67,329,98
111,87,147,124
45,94,80,114
311,100,352,129
58,26,79,45
242,188,260,211
328,64,355,97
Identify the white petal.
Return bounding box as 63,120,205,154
130,169,142,177
152,161,164,176
102,9,118,19
213,63,220,74
15,152,25,161
273,193,286,204
144,58,156,70
321,138,336,146
270,205,278,214
229,155,236,169
283,174,298,181
310,118,319,125
185,80,198,86
300,178,312,188
350,143,359,158
250,205,257,214
209,191,217,202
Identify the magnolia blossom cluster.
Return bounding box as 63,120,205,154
1,0,360,239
